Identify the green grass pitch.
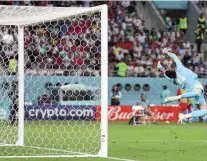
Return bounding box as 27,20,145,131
0,121,206,161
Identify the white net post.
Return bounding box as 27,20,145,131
99,4,108,158
0,4,108,158
16,25,24,146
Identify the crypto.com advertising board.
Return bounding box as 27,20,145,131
21,105,207,122
25,105,96,120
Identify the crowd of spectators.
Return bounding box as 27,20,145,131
108,1,206,77
23,12,101,76
197,1,207,8
0,1,104,76
0,1,206,77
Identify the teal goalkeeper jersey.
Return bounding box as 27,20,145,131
164,52,198,92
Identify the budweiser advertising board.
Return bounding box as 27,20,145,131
96,105,179,122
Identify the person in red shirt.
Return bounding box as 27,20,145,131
177,88,190,112
177,88,203,123
177,88,192,123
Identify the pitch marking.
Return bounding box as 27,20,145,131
113,140,206,143
107,156,138,161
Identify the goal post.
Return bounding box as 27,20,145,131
100,4,108,158
0,4,108,158
17,25,24,147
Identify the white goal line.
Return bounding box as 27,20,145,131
0,155,98,158
113,140,207,143
0,145,138,161
0,144,101,156
107,157,138,161
1,156,137,161
0,143,17,147
24,145,90,155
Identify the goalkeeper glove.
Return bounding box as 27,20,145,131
157,61,165,72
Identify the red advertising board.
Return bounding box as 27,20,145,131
96,105,179,122
149,106,179,122
96,105,132,121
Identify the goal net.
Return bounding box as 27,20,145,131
0,5,108,158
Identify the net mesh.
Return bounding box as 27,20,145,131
0,5,102,157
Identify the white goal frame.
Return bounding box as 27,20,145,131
0,4,108,158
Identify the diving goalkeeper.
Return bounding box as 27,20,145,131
157,48,207,123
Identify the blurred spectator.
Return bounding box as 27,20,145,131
165,16,172,32
111,84,121,105
137,93,156,124
115,59,128,77
160,85,171,105
195,24,204,53
116,52,124,61
182,51,191,67
113,43,121,55
138,32,146,45
121,1,130,8
197,1,207,8
179,15,188,36
183,40,191,51
8,56,17,75
197,13,205,30
9,81,18,125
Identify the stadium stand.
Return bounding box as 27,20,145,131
0,1,206,78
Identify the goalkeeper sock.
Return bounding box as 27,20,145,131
188,110,207,118
181,91,200,99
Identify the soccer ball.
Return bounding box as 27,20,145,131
2,34,14,44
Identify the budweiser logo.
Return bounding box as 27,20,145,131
107,106,176,121
108,106,135,120
153,111,175,120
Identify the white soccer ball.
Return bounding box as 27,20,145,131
165,121,169,124
2,34,14,45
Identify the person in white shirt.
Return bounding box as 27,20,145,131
116,52,124,61
138,32,146,44
121,1,130,8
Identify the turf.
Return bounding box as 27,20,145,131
0,121,206,161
